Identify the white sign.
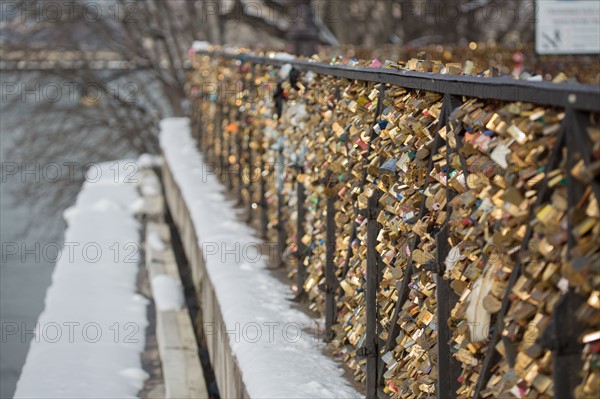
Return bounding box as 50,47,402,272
536,0,600,54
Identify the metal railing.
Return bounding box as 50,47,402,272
190,49,600,399
197,50,600,111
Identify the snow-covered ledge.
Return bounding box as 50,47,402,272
160,118,361,399
14,162,149,398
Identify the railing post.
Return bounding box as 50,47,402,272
548,289,585,398
246,127,254,223
198,102,204,147
276,143,286,267
209,105,215,158
190,99,201,143
209,101,219,164
235,65,247,199
260,154,268,239
433,225,461,399
295,177,307,300
226,119,235,191
245,66,257,223
200,97,206,154
546,108,588,398
434,93,463,399
324,194,336,342
365,190,380,399
236,125,244,203
196,101,205,153
216,102,224,180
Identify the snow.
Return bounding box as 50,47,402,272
192,41,212,52
160,118,362,399
272,52,295,61
130,197,146,215
118,367,149,392
14,161,148,398
150,275,184,311
137,153,163,169
140,172,161,197
147,230,166,252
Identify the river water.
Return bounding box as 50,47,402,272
0,176,60,398
0,82,68,397
0,123,61,398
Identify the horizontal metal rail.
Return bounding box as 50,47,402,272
195,50,600,112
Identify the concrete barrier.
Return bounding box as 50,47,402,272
161,158,249,399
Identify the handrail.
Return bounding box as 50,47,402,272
195,49,600,112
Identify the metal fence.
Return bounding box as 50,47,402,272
189,49,600,399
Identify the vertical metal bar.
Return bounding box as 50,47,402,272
197,102,203,143
246,127,254,223
215,61,225,166
196,101,205,153
566,110,584,258
435,226,460,399
236,126,243,202
206,87,213,160
226,116,234,191
276,192,285,267
190,101,198,141
210,103,219,164
367,85,387,396
199,99,206,153
260,155,268,239
198,103,204,145
246,67,257,223
365,190,380,399
551,290,585,399
324,195,336,343
216,102,224,179
222,64,231,185
207,110,212,161
295,180,307,300
435,94,463,399
276,144,286,267
235,65,246,198
550,109,586,398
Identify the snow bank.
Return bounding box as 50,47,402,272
14,162,148,398
160,118,361,399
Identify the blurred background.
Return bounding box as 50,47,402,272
0,1,598,397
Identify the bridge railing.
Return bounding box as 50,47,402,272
188,48,600,399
